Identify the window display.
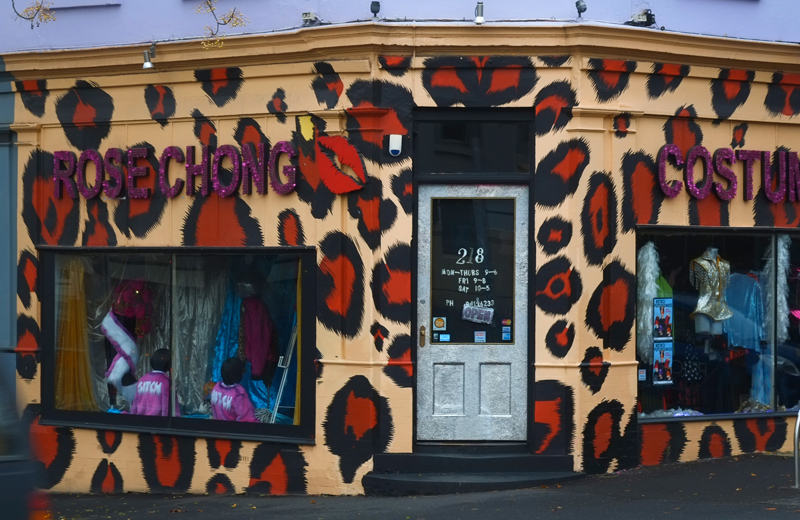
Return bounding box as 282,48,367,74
42,249,313,439
636,233,795,418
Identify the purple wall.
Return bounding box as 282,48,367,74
0,0,798,54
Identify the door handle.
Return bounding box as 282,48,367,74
419,325,426,347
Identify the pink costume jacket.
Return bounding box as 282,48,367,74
130,371,180,417
210,382,258,422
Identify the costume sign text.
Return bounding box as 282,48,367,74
658,144,800,202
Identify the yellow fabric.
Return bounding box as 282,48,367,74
55,259,98,411
293,259,302,425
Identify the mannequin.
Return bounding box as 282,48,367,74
689,247,733,335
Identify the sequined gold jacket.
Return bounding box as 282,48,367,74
689,251,734,321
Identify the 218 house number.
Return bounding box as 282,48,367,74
456,247,485,264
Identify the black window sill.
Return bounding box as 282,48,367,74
638,410,799,424
38,417,315,445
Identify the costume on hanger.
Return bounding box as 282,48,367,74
241,297,278,382
212,281,271,409
102,280,153,405
724,273,765,350
689,248,733,321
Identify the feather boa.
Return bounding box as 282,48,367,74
764,235,791,345
637,242,660,364
101,310,139,404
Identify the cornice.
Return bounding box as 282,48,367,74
3,22,800,80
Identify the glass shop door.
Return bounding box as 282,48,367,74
416,184,529,441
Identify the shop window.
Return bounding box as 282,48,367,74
637,232,800,419
39,249,315,442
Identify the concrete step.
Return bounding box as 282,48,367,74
371,453,575,474
362,471,584,496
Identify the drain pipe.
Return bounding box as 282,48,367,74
795,408,800,488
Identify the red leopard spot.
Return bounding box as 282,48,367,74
30,418,58,468
85,203,109,246
488,64,522,93
249,454,288,495
382,266,411,305
555,326,569,347
631,162,655,225
548,229,563,243
536,95,569,119
241,126,262,149
17,330,37,352
24,260,36,292
299,150,321,190
640,424,671,466
589,182,610,249
22,79,40,93
746,419,776,452
320,255,356,317
344,391,377,441
153,438,182,488
195,196,246,246
356,196,381,232
552,148,587,183
659,63,683,77
534,398,562,454
599,279,629,331
101,466,116,493
383,56,407,67
537,270,573,300
589,355,604,376
328,79,344,98
215,440,232,466
152,85,167,116
387,348,412,377
693,196,723,227
209,68,229,95
200,123,216,147
722,80,742,101
73,99,96,129
593,413,613,458
281,214,300,246
32,177,74,245
709,433,726,458
430,66,468,93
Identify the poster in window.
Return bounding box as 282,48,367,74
653,341,673,385
653,297,673,340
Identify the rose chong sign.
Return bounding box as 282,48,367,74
658,144,800,202
51,142,297,200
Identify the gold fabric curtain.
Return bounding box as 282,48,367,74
55,258,98,411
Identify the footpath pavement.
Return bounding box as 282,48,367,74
53,452,800,519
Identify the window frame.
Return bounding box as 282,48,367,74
636,225,800,424
37,246,317,444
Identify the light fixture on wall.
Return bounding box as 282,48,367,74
474,2,484,25
142,43,156,70
576,0,587,18
371,1,380,18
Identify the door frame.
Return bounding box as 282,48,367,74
411,108,536,452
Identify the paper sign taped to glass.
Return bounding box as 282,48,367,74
462,303,494,324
